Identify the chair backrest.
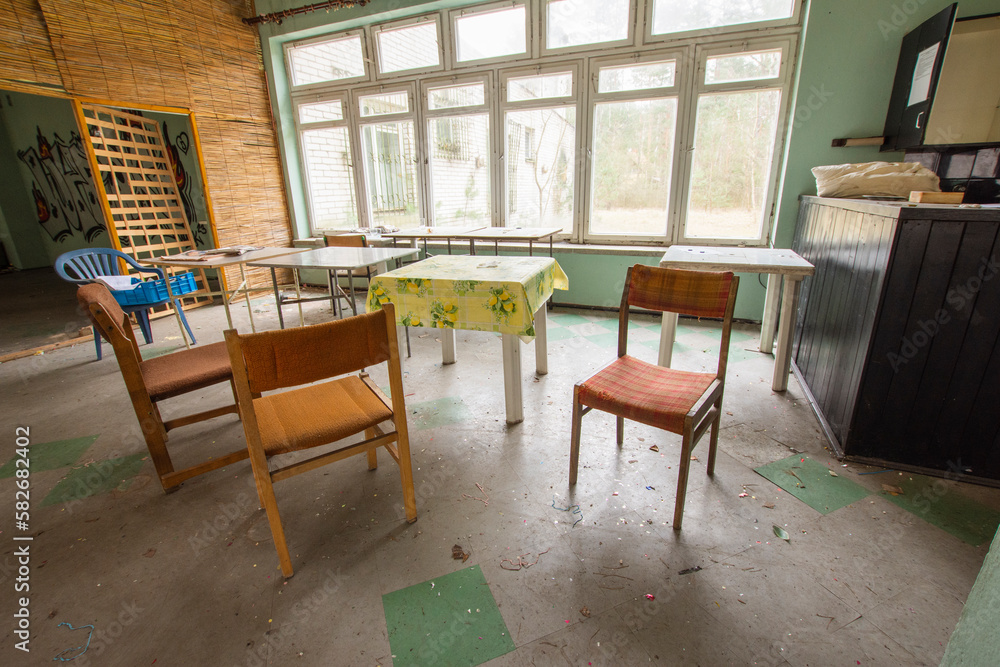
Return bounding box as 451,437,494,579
324,233,367,249
620,264,739,378
77,283,144,369
55,248,159,284
226,304,398,395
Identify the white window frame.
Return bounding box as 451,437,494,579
372,14,446,79
420,73,497,225
582,49,689,244
540,0,638,56
285,30,371,92
675,37,796,246
643,0,803,44
448,1,531,69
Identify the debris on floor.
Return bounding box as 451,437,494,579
679,566,703,575
451,544,470,562
500,549,550,571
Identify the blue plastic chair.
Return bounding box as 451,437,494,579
54,248,197,360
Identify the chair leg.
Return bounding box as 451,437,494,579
136,412,177,491
569,386,583,485
707,401,723,477
135,309,154,345
366,428,378,470
93,325,103,360
616,416,624,446
673,429,694,530
396,434,417,523
173,300,197,345
260,473,295,577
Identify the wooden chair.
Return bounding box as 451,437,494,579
77,283,247,491
569,264,739,530
324,233,372,317
225,303,416,577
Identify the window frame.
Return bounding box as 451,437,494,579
372,14,445,78
643,0,803,44
285,30,371,92
540,0,638,56
675,37,796,246
448,1,531,69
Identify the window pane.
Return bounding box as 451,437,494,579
377,23,439,73
298,100,343,124
652,0,795,35
359,92,409,117
685,90,781,239
590,98,676,236
456,6,526,62
428,114,491,226
505,107,576,231
507,72,573,102
547,0,629,48
428,83,485,110
302,127,359,230
705,50,782,84
361,121,422,229
288,35,365,86
598,61,676,93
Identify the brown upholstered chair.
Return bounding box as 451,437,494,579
225,303,416,577
569,265,739,530
77,283,247,492
324,233,373,316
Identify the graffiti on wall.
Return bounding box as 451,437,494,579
17,127,106,243
162,122,207,248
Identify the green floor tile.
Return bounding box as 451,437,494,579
596,319,620,332
0,435,99,478
409,396,470,430
383,565,514,667
545,327,579,341
730,330,756,344
41,453,148,507
755,454,870,514
880,474,1000,546
586,332,619,348
549,313,590,327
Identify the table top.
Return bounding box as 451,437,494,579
382,226,487,241
142,246,308,269
246,246,419,270
659,246,815,277
450,226,564,241
367,255,568,338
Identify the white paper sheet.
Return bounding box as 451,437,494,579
907,42,940,107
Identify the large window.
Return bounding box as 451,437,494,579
286,1,798,245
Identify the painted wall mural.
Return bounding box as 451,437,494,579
162,121,207,248
17,126,105,243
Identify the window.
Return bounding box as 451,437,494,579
286,3,799,245
376,20,440,74
650,0,797,36
546,0,631,50
286,33,366,87
453,4,527,63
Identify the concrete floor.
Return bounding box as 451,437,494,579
2,282,999,666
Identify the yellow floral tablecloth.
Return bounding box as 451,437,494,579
366,255,568,339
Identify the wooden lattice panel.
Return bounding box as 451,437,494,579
81,103,211,307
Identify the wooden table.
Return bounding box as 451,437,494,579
382,226,487,255
657,246,815,392
142,247,309,333
248,246,419,328
367,255,569,424
450,226,563,256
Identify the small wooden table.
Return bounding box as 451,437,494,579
248,246,420,328
657,246,815,392
450,226,563,256
143,247,309,333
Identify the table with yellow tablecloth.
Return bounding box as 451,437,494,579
367,255,569,424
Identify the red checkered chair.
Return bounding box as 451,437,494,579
569,264,739,530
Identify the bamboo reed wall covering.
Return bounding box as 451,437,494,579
3,1,295,293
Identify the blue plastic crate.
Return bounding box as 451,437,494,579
112,272,197,306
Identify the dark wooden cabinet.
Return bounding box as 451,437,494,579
792,196,1000,484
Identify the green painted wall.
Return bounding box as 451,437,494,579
0,90,107,268
773,0,1000,249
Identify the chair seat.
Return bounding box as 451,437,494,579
577,355,715,434
141,342,232,399
253,375,393,455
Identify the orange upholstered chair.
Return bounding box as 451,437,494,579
77,283,247,492
569,264,739,530
225,303,416,577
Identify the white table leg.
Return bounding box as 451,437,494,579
502,333,523,424
772,277,801,392
161,267,191,349
534,305,548,376
657,312,678,367
396,325,407,368
441,328,456,365
760,272,780,354
238,264,257,333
